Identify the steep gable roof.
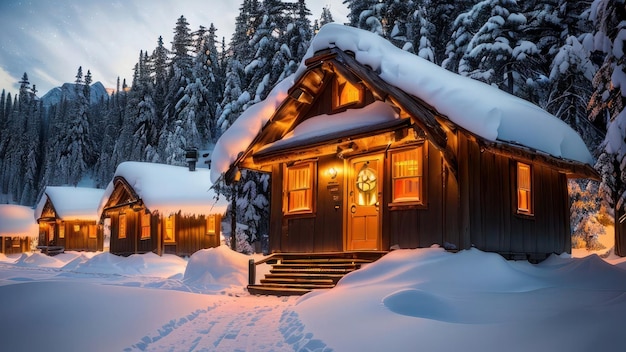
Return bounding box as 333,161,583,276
211,24,596,183
99,162,227,216
35,186,104,221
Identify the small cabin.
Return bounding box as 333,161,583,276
212,24,598,262
98,161,227,257
0,204,38,254
34,186,105,253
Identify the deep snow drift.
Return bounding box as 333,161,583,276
0,245,625,352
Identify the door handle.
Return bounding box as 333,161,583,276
350,204,356,214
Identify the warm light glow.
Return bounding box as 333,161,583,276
391,147,423,203
73,224,80,232
517,162,532,214
328,167,337,179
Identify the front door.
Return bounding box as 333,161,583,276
347,154,382,250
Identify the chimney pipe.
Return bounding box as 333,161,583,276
186,149,198,171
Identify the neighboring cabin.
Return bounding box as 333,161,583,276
35,186,105,253
98,161,227,257
0,204,38,254
211,24,598,262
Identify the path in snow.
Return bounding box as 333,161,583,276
126,294,332,352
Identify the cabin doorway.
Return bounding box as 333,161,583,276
346,154,383,250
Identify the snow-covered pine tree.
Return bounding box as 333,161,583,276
587,0,626,255
319,5,334,27
547,35,602,151
272,0,312,83
244,0,288,106
456,0,539,95
192,23,224,143
216,0,262,135
161,15,196,165
60,67,96,186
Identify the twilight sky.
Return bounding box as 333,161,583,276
0,0,348,96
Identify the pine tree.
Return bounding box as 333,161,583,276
455,0,538,94
217,0,262,134
161,15,196,165
59,67,96,186
588,0,626,250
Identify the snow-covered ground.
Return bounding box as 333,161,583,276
1,244,625,352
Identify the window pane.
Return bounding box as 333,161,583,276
118,214,126,239
392,147,423,203
285,163,313,213
517,163,532,213
164,216,175,242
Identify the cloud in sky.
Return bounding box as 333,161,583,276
0,0,347,96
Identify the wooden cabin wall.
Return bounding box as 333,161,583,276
385,143,460,249
459,134,571,259
0,236,31,254
108,208,152,256
165,214,221,257
269,155,344,253
62,221,101,251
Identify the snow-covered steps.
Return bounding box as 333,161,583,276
247,252,387,296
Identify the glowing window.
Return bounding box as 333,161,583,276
333,77,362,109
517,162,532,215
118,213,127,239
207,215,216,234
284,162,315,214
391,147,423,203
59,223,65,239
164,216,175,242
88,225,97,239
141,213,151,240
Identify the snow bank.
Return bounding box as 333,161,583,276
183,245,250,291
295,248,626,352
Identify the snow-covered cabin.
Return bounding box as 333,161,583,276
212,24,598,264
98,162,227,257
0,204,38,254
35,186,105,253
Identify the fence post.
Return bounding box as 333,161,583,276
248,258,255,286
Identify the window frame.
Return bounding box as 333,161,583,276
206,214,217,235
516,161,534,216
332,76,363,111
283,161,316,215
389,144,427,208
164,215,175,243
118,213,127,239
140,212,151,240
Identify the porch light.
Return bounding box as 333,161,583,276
328,167,337,179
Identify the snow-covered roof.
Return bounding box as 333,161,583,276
99,162,227,216
256,101,399,155
35,186,105,221
211,23,594,183
0,204,39,237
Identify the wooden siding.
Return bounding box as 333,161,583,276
0,236,31,254
270,155,344,253
163,214,221,257
385,142,460,249
459,133,571,259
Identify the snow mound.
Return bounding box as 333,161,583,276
183,245,249,291
73,252,186,278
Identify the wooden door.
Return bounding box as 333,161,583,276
347,154,382,250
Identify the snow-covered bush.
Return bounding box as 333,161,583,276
569,180,610,250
